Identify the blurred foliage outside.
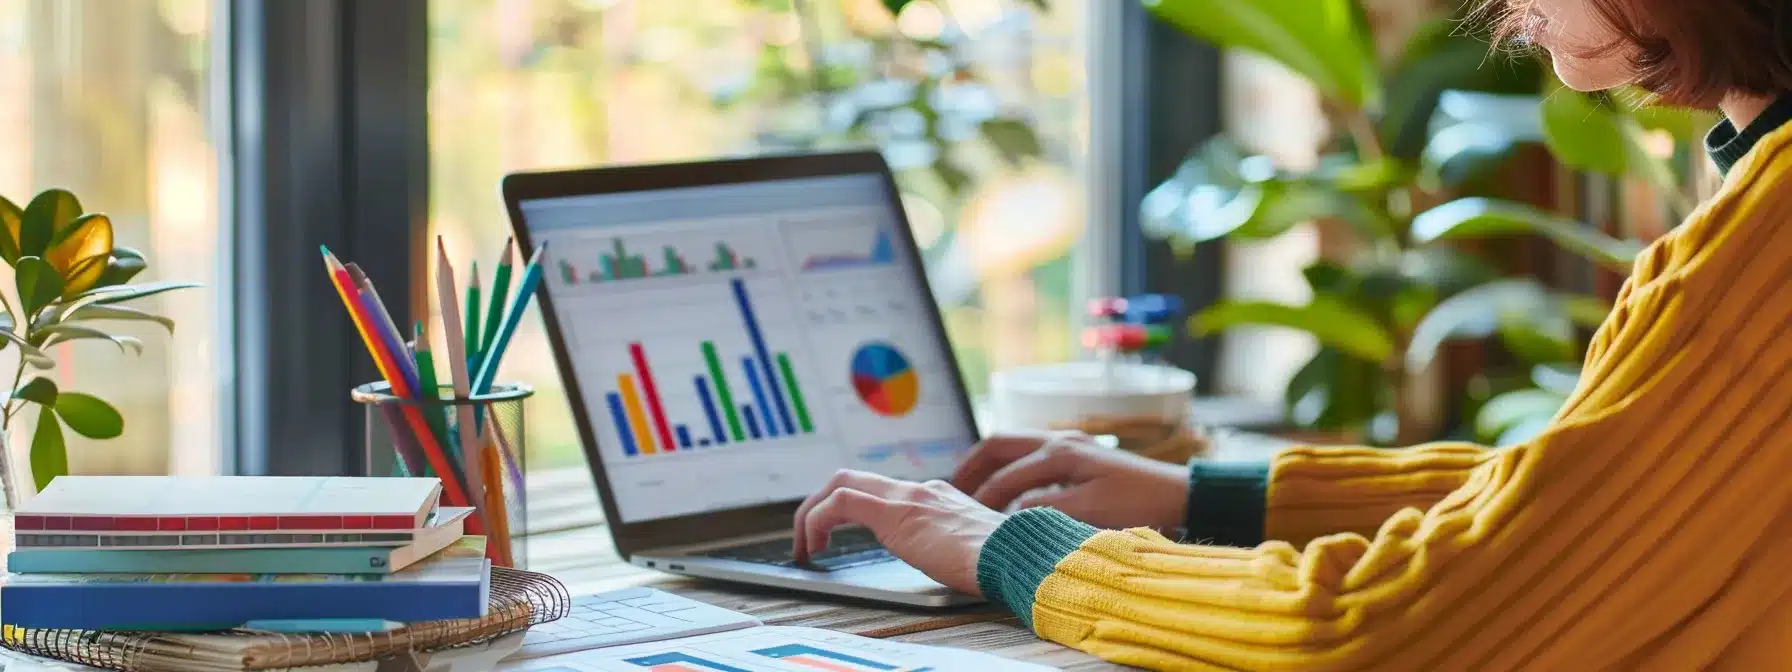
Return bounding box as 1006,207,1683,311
429,0,1091,470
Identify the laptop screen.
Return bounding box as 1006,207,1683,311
519,173,979,523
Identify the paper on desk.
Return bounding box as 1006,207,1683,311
504,625,1057,672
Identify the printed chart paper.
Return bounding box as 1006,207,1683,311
505,626,1054,672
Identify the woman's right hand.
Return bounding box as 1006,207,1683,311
950,431,1191,532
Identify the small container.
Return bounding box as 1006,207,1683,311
987,362,1204,463
352,381,531,568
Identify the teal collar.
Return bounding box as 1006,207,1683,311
1706,92,1792,176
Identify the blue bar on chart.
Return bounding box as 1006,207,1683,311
605,392,639,457
731,279,797,435
742,357,779,437
674,425,693,450
694,377,727,445
742,404,763,439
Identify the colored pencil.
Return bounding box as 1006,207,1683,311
433,238,490,530
412,322,455,461
322,248,473,513
324,247,462,501
472,243,546,396
481,434,513,567
345,264,422,398
477,238,514,372
321,249,425,477
465,261,482,368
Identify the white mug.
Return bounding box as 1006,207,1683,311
986,362,1196,434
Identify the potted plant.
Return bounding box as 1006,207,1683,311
1140,0,1706,445
0,188,198,508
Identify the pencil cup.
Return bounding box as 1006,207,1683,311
352,381,532,569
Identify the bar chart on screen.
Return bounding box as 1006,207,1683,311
597,277,819,458
549,224,776,288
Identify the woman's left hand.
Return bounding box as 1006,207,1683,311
792,469,1007,597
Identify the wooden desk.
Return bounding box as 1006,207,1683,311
520,429,1295,671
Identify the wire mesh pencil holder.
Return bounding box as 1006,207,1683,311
352,381,531,569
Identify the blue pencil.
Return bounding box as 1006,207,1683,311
472,243,547,396
345,264,422,397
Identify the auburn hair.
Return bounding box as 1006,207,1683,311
1476,0,1792,107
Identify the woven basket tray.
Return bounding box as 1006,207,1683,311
1,566,570,671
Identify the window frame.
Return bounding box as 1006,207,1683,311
225,0,429,476
222,0,1222,474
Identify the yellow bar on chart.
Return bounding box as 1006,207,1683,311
618,374,659,455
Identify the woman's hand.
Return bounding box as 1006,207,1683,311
792,470,1006,597
952,431,1190,532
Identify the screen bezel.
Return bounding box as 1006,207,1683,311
501,150,980,557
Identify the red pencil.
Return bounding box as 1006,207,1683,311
322,248,475,514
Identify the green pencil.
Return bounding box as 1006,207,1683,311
465,261,482,369
413,322,456,460
478,238,514,372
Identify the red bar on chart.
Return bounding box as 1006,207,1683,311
628,342,678,452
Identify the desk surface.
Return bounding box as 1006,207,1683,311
521,430,1294,671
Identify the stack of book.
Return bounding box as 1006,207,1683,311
1,476,490,632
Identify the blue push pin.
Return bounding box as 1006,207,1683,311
1123,294,1184,325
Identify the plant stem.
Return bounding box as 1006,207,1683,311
2,358,23,430
1344,109,1386,162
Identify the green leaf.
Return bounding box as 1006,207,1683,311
1285,347,1386,431
1191,295,1395,362
14,256,64,318
37,324,144,355
19,189,80,259
1301,260,1353,294
0,329,56,369
1423,121,1526,187
1540,87,1631,175
881,0,913,15
1625,96,1721,145
0,195,22,264
1476,388,1567,442
1381,20,1544,159
980,119,1042,167
1531,363,1583,395
1559,294,1612,328
72,280,202,306
29,412,67,491
1410,198,1644,271
1498,316,1576,364
1497,415,1553,447
54,392,124,439
1392,283,1439,332
63,304,176,333
13,377,57,406
1407,279,1557,370
1399,247,1501,296
1143,0,1380,109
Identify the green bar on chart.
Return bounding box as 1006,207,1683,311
702,341,745,441
775,353,813,433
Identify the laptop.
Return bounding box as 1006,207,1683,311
502,151,983,607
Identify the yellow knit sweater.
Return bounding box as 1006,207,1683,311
979,123,1792,670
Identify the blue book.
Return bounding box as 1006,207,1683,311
0,537,490,631
6,508,471,575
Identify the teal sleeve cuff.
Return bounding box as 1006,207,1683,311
976,508,1096,627
1184,460,1269,547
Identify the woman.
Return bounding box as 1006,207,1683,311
791,0,1792,669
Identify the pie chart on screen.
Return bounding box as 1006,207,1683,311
850,342,919,417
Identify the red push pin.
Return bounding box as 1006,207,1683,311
1086,297,1128,319
1081,324,1148,352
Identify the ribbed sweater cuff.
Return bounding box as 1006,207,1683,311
1184,461,1269,547
976,508,1096,627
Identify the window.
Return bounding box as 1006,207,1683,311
427,0,1094,501
0,0,223,481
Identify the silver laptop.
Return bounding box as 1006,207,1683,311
503,151,983,607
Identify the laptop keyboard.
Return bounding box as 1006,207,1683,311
700,527,895,572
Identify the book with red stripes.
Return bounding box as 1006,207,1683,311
14,476,446,550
